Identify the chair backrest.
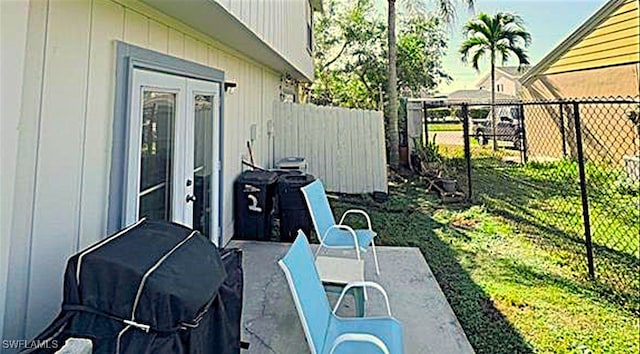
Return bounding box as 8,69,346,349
278,231,332,354
301,179,336,240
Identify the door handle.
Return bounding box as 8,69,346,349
186,194,197,203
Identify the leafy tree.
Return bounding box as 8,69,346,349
386,0,474,168
460,12,531,151
397,18,450,96
311,0,451,143
311,0,386,109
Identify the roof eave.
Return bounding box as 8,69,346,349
140,0,313,82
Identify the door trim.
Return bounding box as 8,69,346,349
109,41,225,246
125,69,187,227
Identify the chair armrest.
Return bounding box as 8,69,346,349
333,281,391,316
329,333,390,354
339,209,372,231
322,225,361,260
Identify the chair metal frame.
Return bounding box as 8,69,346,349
301,180,381,274
278,232,403,354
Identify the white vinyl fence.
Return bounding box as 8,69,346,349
273,102,388,194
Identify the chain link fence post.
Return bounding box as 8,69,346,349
461,104,473,200
572,102,595,279
422,101,429,147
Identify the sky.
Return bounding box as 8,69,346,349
434,0,604,93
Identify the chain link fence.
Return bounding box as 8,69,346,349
410,97,640,311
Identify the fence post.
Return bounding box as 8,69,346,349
422,101,429,146
572,102,595,279
559,103,567,157
519,104,528,164
462,104,473,200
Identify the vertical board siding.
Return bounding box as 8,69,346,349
168,28,184,57
214,0,313,78
26,0,92,336
1,0,44,342
273,102,388,194
148,20,168,53
79,0,124,249
123,8,147,47
0,0,30,340
8,0,284,337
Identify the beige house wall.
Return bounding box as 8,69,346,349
3,0,299,340
521,64,639,164
0,0,30,342
476,71,521,96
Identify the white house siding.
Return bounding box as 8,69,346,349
216,0,313,78
3,0,289,341
0,0,30,342
476,71,520,96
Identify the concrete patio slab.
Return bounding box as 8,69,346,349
229,240,475,354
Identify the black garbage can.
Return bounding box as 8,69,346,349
277,174,315,242
234,170,279,240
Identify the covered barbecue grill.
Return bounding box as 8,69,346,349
25,219,243,354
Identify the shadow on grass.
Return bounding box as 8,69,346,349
467,157,639,312
412,221,535,354
330,182,535,354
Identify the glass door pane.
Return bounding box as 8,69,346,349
192,94,213,237
139,91,176,221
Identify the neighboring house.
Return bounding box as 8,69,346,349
0,0,322,345
520,0,638,99
446,89,518,104
475,66,527,96
519,0,639,163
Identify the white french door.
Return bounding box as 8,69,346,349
125,69,221,244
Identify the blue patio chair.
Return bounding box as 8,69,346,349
301,179,381,274
278,231,404,354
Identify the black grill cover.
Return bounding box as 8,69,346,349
24,220,243,354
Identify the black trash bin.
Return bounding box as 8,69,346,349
234,170,279,240
277,174,315,242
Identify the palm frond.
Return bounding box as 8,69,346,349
508,45,530,67
463,18,491,41
459,11,531,71
436,0,456,24
504,28,532,47
470,48,485,71
397,0,428,18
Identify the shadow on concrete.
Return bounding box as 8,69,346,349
331,184,535,354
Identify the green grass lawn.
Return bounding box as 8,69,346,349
328,148,639,353
428,122,463,132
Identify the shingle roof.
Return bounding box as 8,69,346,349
446,89,518,104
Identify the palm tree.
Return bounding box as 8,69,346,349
388,0,399,168
460,12,531,151
387,0,474,168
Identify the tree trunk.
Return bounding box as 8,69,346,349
490,52,497,152
387,0,400,168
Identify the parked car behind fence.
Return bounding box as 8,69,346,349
472,105,523,149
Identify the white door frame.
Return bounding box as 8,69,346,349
183,78,221,243
124,68,221,245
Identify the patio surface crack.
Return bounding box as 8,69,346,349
243,271,281,354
